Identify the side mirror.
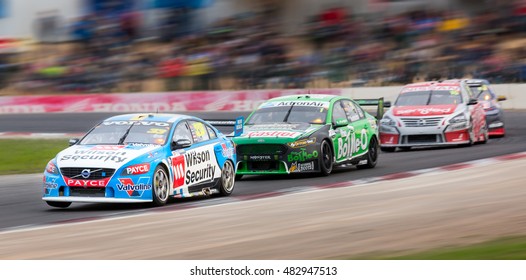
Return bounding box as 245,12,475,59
333,117,349,128
467,98,478,105
68,138,79,146
497,95,507,102
384,101,392,108
172,139,192,149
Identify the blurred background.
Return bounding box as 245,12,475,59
0,0,525,94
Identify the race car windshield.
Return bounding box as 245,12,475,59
247,106,327,125
395,90,463,106
469,85,494,101
80,121,171,145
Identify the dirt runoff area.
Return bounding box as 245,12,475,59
1,157,526,259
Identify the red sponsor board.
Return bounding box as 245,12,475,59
0,89,343,114
171,155,185,187
393,105,457,116
445,130,469,142
379,133,399,145
65,177,110,187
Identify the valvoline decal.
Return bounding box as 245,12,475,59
393,105,457,116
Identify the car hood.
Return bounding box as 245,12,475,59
56,144,162,169
392,105,458,116
234,123,323,144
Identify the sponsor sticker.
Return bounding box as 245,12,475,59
117,177,152,197
246,131,302,138
171,155,185,188
288,137,316,148
289,161,315,172
249,155,272,161
288,148,318,162
337,129,368,160
122,163,150,175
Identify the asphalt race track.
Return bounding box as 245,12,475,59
0,110,525,232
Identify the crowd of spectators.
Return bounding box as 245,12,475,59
6,1,526,94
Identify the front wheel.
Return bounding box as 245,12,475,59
152,165,170,206
46,201,71,208
357,137,378,169
219,160,235,196
319,140,333,176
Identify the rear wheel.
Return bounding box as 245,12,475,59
46,201,71,208
152,165,170,206
357,137,378,169
218,160,235,196
320,140,333,176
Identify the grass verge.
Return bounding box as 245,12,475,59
351,236,526,260
0,139,69,175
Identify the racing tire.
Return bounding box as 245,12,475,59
319,140,333,176
380,147,396,152
357,137,378,169
152,165,170,207
218,160,235,196
460,122,475,147
235,174,243,181
46,201,71,208
480,123,489,144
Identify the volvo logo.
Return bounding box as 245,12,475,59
417,119,427,126
81,169,91,179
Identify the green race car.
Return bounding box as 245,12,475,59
233,94,385,178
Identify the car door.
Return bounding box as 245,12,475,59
331,100,354,163
342,99,370,159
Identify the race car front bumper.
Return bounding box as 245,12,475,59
380,123,470,147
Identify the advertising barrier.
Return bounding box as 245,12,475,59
0,89,343,114
0,84,524,114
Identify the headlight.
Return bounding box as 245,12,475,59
45,160,59,175
449,113,467,124
446,113,469,131
380,116,396,126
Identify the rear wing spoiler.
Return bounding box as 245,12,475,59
355,97,391,119
206,116,244,137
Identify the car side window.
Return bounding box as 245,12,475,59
188,120,211,143
332,101,347,123
206,124,217,139
173,121,193,144
341,100,361,122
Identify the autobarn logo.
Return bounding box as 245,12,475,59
117,178,152,197
337,129,368,159
289,161,315,172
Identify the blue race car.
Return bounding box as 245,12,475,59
43,113,237,208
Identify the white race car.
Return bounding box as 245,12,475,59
379,80,488,152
